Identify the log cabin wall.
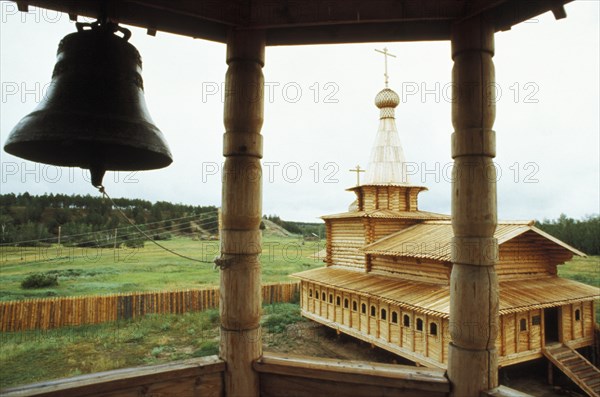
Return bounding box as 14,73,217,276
496,238,557,281
325,220,333,266
360,186,394,211
353,186,423,212
408,189,420,211
497,301,596,367
497,310,543,366
561,301,595,348
369,255,451,285
300,280,449,368
328,219,366,269
371,219,417,241
300,280,596,369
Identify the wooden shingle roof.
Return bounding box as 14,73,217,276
293,267,599,318
362,220,586,261
322,209,450,221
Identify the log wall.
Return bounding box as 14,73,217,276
371,219,414,241
496,239,556,281
370,255,450,284
356,186,421,212
561,301,595,348
497,310,543,365
496,302,596,367
301,282,596,369
301,281,448,368
329,219,366,269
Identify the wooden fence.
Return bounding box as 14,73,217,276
0,282,299,332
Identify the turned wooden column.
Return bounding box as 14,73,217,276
219,29,265,397
447,15,499,397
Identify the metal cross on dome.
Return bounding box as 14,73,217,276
375,47,397,88
349,165,365,186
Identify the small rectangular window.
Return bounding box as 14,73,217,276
532,315,541,326
519,318,527,332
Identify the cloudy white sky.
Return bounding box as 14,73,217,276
1,1,598,223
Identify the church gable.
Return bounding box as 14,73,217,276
362,220,585,282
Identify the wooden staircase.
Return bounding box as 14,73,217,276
543,343,600,397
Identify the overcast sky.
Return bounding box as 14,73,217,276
1,1,598,223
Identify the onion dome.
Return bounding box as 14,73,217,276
374,87,400,109
363,85,410,185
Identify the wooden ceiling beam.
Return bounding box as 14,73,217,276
13,0,230,42
11,0,573,45
265,20,452,46
488,0,574,31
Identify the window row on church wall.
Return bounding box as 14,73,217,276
304,283,594,366
306,284,441,338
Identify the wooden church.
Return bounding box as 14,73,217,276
293,79,599,371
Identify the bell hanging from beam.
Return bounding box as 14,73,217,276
3,21,173,188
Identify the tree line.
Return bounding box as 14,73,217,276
0,193,218,247
535,214,599,256
1,194,596,254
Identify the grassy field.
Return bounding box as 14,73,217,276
557,255,600,320
0,238,597,389
1,237,596,302
0,236,323,301
0,302,303,389
557,255,600,287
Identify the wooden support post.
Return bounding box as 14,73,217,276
219,28,265,397
447,15,499,397
424,314,429,357
412,313,416,352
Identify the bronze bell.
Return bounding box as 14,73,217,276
3,21,172,187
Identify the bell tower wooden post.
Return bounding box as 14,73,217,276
220,28,265,397
447,15,499,397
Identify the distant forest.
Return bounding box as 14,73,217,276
535,215,599,256
0,193,219,248
0,193,325,248
0,194,597,255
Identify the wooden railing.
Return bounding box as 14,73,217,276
0,282,299,332
1,352,537,397
1,355,225,397
254,352,450,397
